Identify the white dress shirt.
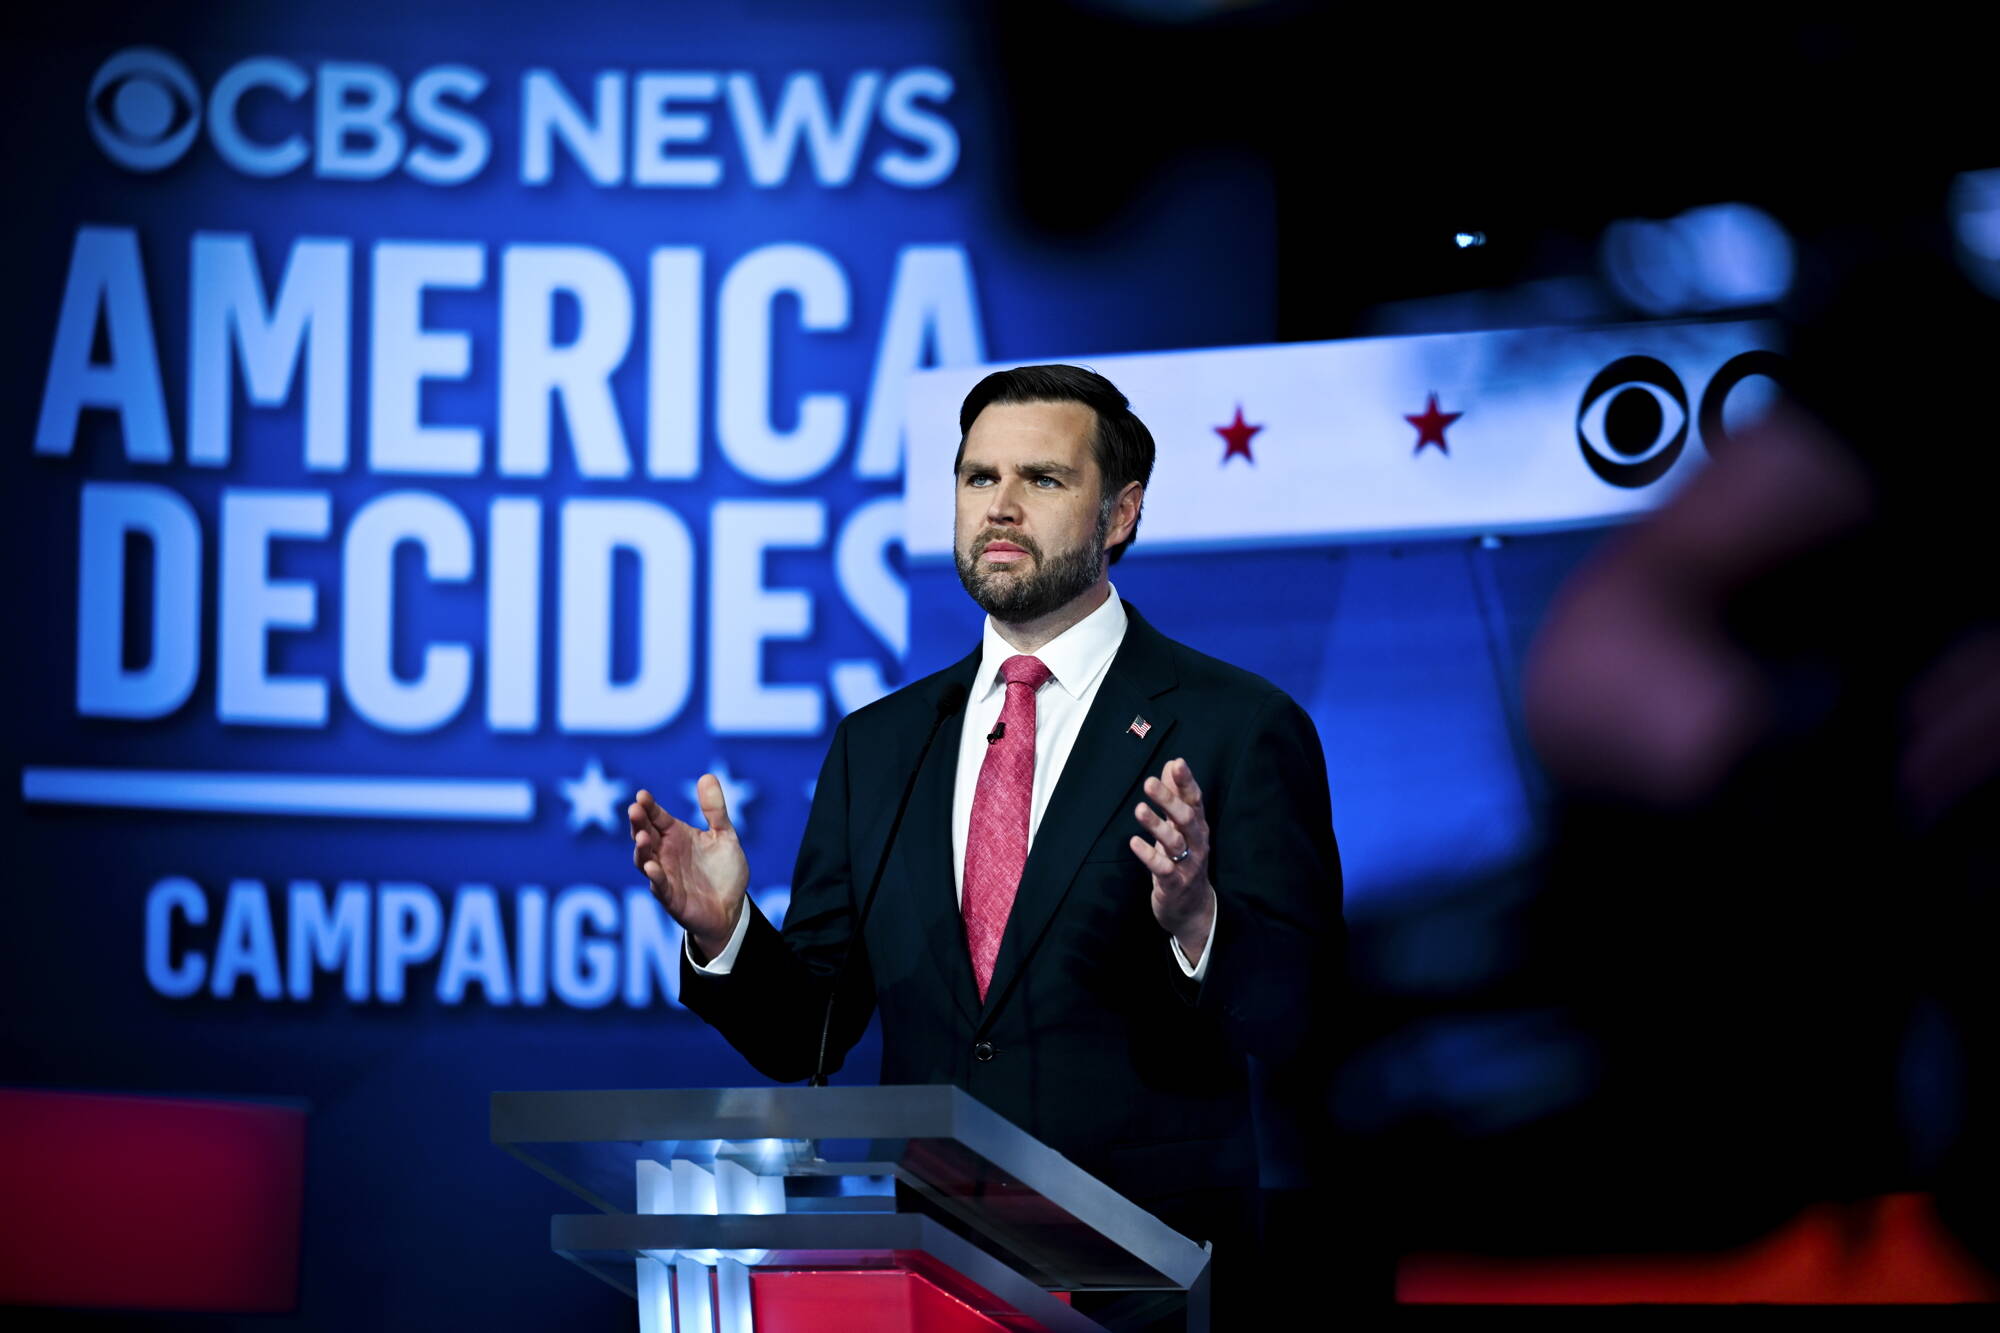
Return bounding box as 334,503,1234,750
692,584,1214,978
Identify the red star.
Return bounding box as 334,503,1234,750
1405,392,1463,455
1215,405,1261,464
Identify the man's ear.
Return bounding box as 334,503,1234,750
1107,482,1144,550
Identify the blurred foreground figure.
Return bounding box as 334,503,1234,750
1524,187,2000,1271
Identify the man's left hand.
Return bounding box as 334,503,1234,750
1130,757,1217,967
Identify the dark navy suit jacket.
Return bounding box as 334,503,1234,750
681,603,1342,1224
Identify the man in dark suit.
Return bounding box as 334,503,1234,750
628,364,1340,1282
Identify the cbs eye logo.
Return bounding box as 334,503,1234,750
88,47,200,172
1576,349,1788,488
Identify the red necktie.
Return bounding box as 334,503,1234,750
962,654,1053,1001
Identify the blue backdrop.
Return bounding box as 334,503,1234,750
0,3,1314,1326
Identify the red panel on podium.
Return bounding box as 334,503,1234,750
751,1258,1072,1332
754,1270,1011,1332
0,1088,305,1312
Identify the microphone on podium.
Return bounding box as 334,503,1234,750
810,681,968,1088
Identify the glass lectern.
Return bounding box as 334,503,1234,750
492,1085,1212,1332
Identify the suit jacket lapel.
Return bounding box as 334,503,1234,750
890,653,983,1028
975,605,1179,1031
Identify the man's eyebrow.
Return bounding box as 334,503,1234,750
954,458,1081,478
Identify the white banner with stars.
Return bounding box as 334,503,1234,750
903,319,1781,555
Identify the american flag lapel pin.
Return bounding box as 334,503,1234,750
1127,715,1151,739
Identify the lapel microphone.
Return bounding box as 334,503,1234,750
811,679,969,1088
986,721,1005,744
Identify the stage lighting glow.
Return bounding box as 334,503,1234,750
1950,168,2000,299
1600,203,1793,315
1454,231,1485,249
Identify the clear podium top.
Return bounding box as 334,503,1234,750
490,1084,1209,1292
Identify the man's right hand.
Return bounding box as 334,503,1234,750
629,776,750,962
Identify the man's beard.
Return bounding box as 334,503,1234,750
955,506,1110,623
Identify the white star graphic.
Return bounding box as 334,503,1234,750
560,756,624,834
684,759,756,833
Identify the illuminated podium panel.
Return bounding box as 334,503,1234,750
491,1085,1212,1332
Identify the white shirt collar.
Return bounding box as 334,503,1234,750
974,584,1128,703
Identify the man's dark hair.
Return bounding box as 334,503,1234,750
954,364,1155,564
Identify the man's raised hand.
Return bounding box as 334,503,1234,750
629,776,750,961
1129,757,1218,967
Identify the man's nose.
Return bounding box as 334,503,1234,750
983,479,1023,524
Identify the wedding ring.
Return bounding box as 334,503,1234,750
1171,847,1191,863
